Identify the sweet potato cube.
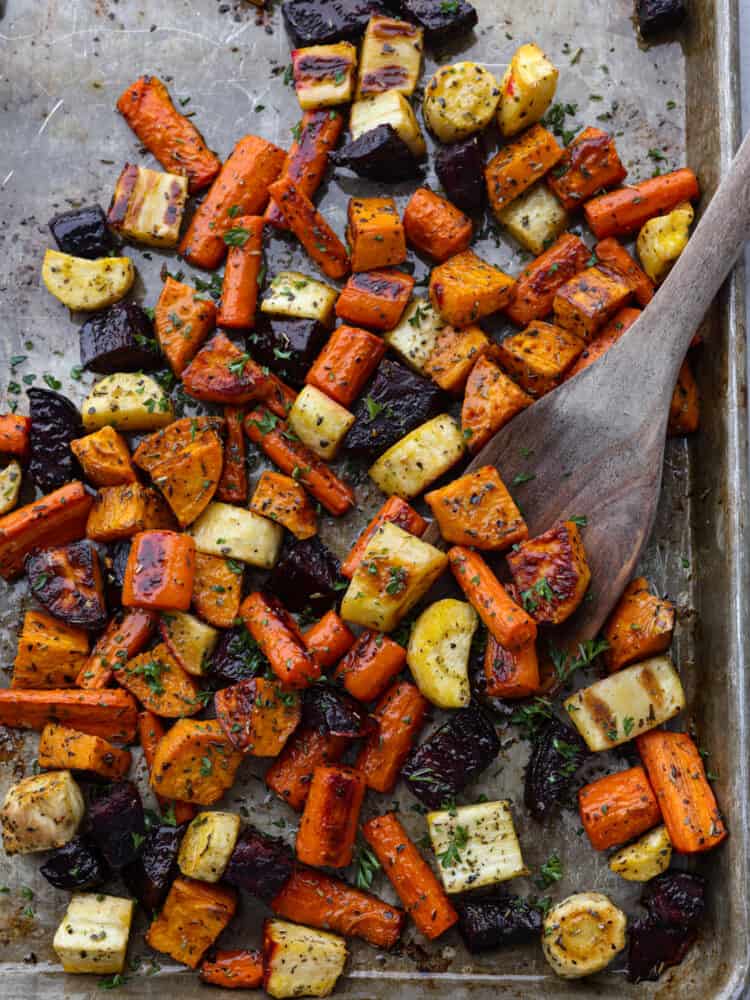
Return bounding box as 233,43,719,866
12,609,89,689
122,530,196,611
553,266,632,340
496,321,584,396
146,876,237,969
461,356,532,453
335,269,414,331
547,126,627,211
668,360,700,435
594,238,654,307
249,471,317,540
191,552,243,628
150,719,244,805
425,466,527,551
506,233,591,327
114,642,201,718
155,276,217,376
423,323,489,393
347,197,406,272
564,306,642,381
485,123,564,215
71,426,136,487
148,430,224,527
86,483,175,542
429,250,515,328
484,634,540,699
38,721,132,779
215,677,301,756
506,520,591,624
403,187,473,262
603,577,675,673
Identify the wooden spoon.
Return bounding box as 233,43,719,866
423,130,750,645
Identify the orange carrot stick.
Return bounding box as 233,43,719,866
0,481,93,579
241,591,320,689
302,611,356,669
583,167,700,239
200,950,264,989
484,634,540,699
296,764,365,868
265,726,348,811
448,545,537,649
564,306,642,380
594,238,654,307
271,867,405,949
268,175,350,280
77,608,158,689
0,414,31,460
362,812,458,940
180,135,285,269
342,496,428,579
217,216,264,330
356,681,428,793
0,688,138,743
335,268,415,332
637,730,727,854
244,406,355,516
265,110,344,229
334,630,407,703
578,765,662,851
305,325,386,408
137,710,197,824
216,406,248,504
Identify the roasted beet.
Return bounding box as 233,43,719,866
79,302,161,374
250,315,329,387
344,358,443,458
122,823,185,912
641,872,706,928
282,0,386,46
636,0,686,37
403,705,500,808
524,718,587,821
332,125,421,182
224,827,295,902
456,894,542,953
435,136,485,214
40,835,108,890
209,625,268,685
27,387,82,493
25,539,107,629
398,0,477,44
627,918,697,983
269,536,343,614
87,780,146,870
49,204,114,259
302,684,373,738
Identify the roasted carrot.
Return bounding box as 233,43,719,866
637,730,727,853
0,481,93,579
122,530,196,611
342,495,427,578
217,216,264,330
448,546,537,649
485,123,564,215
265,726,348,811
77,607,158,689
116,75,221,193
506,233,591,328
271,867,405,950
484,634,540,699
302,611,356,669
335,269,415,331
403,187,473,262
603,577,675,673
461,356,533,453
155,276,217,375
268,175,350,280
180,135,285,269
356,681,428,793
138,709,197,824
38,721,131,780
305,325,386,408
265,109,344,229
296,764,365,868
0,688,138,743
362,813,458,940
0,414,31,460
583,167,700,239
564,306,642,380
200,950,264,990
244,406,355,516
594,238,654,307
249,470,317,540
241,590,320,688
334,630,407,703
216,406,248,504
668,360,700,435
578,765,662,851
547,126,627,210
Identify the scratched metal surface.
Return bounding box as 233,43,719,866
0,0,748,997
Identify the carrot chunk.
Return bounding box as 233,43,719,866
241,591,320,689
269,175,350,280
403,187,473,262
334,630,407,703
296,764,365,868
215,407,248,504
578,765,662,850
200,950,264,989
217,216,264,330
668,360,700,435
182,331,294,413
347,197,407,272
305,325,386,407
0,688,138,743
122,530,196,611
0,482,93,579
302,611,356,669
356,681,428,793
342,495,427,578
583,167,700,239
0,414,31,460
265,726,348,811
77,608,158,689
335,269,414,331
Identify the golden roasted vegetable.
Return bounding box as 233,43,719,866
423,62,500,143
82,373,174,431
38,722,131,780
146,877,237,968
108,163,188,247
191,552,243,628
71,426,136,486
498,43,559,137
350,91,426,157
636,201,694,283
384,298,444,375
42,249,135,311
552,266,633,340
13,609,89,689
261,271,338,326
407,598,477,708
147,428,224,528
425,465,527,550
160,611,219,676
506,520,590,623
263,919,348,999
288,385,355,460
178,811,241,882
53,894,135,975
249,471,317,540
292,43,357,109
0,461,22,515
496,321,584,397
369,414,466,499
429,249,515,327
188,501,283,569
423,323,489,394
1,770,84,855
497,182,568,255
603,577,675,672
357,16,423,99
542,892,626,979
609,825,672,882
150,718,244,805
86,483,175,542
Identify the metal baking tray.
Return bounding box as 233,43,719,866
0,0,748,996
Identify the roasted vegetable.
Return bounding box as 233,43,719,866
13,608,89,689
49,204,114,259
627,919,697,984
261,270,338,327
178,811,241,882
200,950,265,990
497,182,569,256
349,89,426,157
506,232,591,327
524,717,586,821
506,519,591,622
609,825,672,882
450,546,537,649
641,871,706,926
71,426,136,487
251,315,329,387
333,124,420,182
269,535,342,614
266,726,348,811
424,323,489,394
334,628,406,701
303,611,355,668
38,721,131,779
216,677,301,755
485,124,564,216
40,835,108,890
429,249,515,327
191,553,242,629
53,893,135,975
114,641,200,718
122,822,185,912
86,483,174,543
498,43,558,137
403,704,500,808
302,683,372,738
579,765,661,850
268,175,351,280
583,167,699,240
143,428,223,529
0,688,138,742
435,135,485,214
426,466,527,550
42,249,135,311
138,711,196,826
357,15,423,99
160,610,218,676
155,276,218,376
542,892,626,979
81,373,174,432
335,268,414,332
292,42,357,109
552,265,633,340
483,632,539,700
0,413,31,460
150,718,244,806
249,471,318,541
636,0,687,37
424,61,499,143
407,598,477,709
122,529,196,611
455,894,541,953
282,0,387,47
242,591,320,689
289,385,355,460
296,764,365,867
208,624,266,685
28,386,82,492
547,126,626,210
347,196,407,272
1,770,84,855
399,0,477,43
87,780,146,869
461,356,532,452
404,187,473,262
637,201,694,284
181,332,291,409
263,919,348,999
224,826,296,902
368,413,466,500
603,576,675,672
108,162,188,247
356,680,428,792
146,877,237,969
26,540,107,629
342,494,427,579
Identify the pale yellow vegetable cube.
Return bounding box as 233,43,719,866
178,811,241,883
1,770,84,855
350,91,426,157
369,414,466,499
293,43,357,110
43,249,134,311
81,373,173,432
357,17,423,100
53,893,135,974
497,182,569,255
498,43,559,137
609,825,672,882
637,202,694,283
109,163,188,247
188,501,283,569
384,298,444,374
289,385,355,460
264,919,347,999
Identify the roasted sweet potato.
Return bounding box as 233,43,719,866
553,266,633,339
426,466,527,550
77,608,158,689
335,269,414,331
0,688,138,742
403,187,473,262
86,483,175,543
150,718,244,805
424,323,490,393
603,578,675,673
133,417,224,473
191,552,243,629
547,127,627,210
25,539,107,629
137,710,196,824
38,721,131,779
13,609,89,689
147,431,223,528
496,321,584,396
114,641,201,718
0,481,93,579
461,356,533,453
506,520,591,624
269,175,350,280
668,360,700,435
0,414,31,460
71,426,136,487
305,325,386,408
200,950,264,989
347,197,407,272
122,530,196,611
430,249,515,327
146,876,237,968
506,233,591,327
296,764,365,868
155,276,218,375
564,306,642,380
182,332,294,413
249,470,318,540
485,123,564,215
594,238,655,307
215,677,301,756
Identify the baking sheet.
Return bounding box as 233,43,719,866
0,0,748,996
